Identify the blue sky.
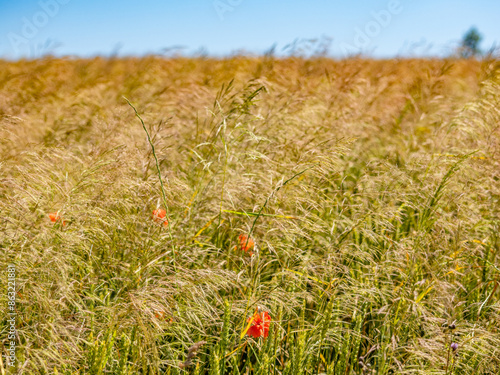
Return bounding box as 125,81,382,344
0,0,498,59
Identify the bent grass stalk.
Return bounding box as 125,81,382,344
243,163,319,251
124,97,177,268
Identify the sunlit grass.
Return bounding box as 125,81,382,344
0,56,499,374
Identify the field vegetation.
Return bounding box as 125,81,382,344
0,56,499,374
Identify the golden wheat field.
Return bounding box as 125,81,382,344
0,57,499,374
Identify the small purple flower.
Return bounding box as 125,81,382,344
451,342,458,351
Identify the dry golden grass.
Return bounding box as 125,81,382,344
0,56,499,374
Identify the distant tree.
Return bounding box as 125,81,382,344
459,27,483,58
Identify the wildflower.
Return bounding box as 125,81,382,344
246,309,271,339
238,234,255,255
154,310,173,322
152,209,168,227
48,212,67,226
451,342,458,351
154,310,166,319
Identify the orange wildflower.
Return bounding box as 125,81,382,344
238,234,255,255
154,310,173,323
152,209,168,227
247,310,271,339
48,212,67,226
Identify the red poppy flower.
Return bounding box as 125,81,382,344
49,212,67,226
152,209,168,227
247,310,271,338
238,234,255,255
154,310,173,323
